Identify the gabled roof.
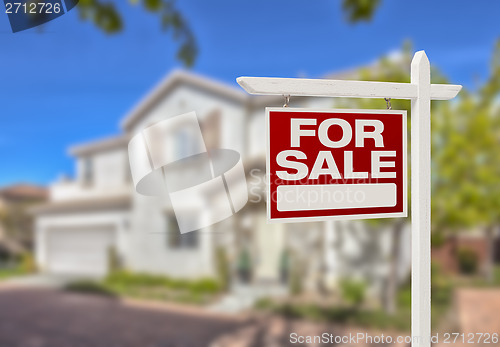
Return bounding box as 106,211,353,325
0,184,47,202
69,134,130,157
120,70,250,131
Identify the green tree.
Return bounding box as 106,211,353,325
342,0,381,22
433,40,500,282
77,0,197,66
335,42,451,314
74,0,383,66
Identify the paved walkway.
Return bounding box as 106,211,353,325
212,316,408,347
434,288,500,347
456,288,500,335
209,282,288,314
0,288,244,347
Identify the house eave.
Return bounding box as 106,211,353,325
69,134,130,157
30,196,131,215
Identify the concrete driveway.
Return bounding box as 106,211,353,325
0,287,245,347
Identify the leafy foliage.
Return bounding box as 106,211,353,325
78,0,122,33
75,1,383,66
66,270,222,304
457,247,479,274
432,39,500,233
105,270,221,294
215,247,230,292
339,278,366,306
77,0,198,66
342,0,381,22
0,264,32,280
255,300,411,331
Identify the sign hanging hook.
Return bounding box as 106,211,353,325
384,97,392,110
283,94,290,107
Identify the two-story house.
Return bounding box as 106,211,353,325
32,69,411,296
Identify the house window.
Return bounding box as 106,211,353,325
166,214,198,249
82,157,93,186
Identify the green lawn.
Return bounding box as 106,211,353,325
66,271,222,305
0,266,30,280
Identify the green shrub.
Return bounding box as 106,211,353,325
265,302,411,331
236,248,252,283
188,278,221,294
457,247,478,274
339,278,366,306
494,266,500,285
65,271,221,305
237,249,251,271
432,262,452,298
279,249,291,284
254,297,274,310
19,252,36,273
105,271,220,294
0,266,27,280
215,247,230,292
397,285,412,309
431,232,446,247
107,246,121,273
289,261,303,296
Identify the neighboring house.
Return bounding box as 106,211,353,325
0,184,47,260
32,69,411,295
432,231,500,275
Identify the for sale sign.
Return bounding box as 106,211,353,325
267,108,407,222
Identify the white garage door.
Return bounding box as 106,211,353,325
46,227,115,276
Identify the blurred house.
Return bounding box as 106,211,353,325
32,69,411,297
0,184,47,260
432,231,500,275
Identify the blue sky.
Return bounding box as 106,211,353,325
0,0,498,186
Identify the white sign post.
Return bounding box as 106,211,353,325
237,51,461,347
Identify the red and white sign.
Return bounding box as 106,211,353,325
267,108,407,222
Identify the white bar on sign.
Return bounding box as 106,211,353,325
276,183,397,211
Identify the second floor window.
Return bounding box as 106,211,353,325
82,157,94,186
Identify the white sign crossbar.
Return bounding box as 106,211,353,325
237,76,460,100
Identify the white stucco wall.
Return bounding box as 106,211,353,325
127,193,215,279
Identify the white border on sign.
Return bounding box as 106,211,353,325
265,107,408,224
